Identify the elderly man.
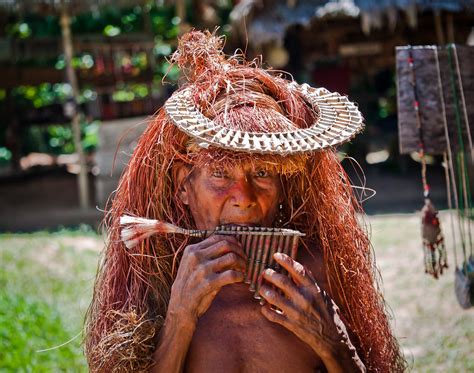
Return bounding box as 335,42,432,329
85,31,405,372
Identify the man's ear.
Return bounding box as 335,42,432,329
173,163,191,205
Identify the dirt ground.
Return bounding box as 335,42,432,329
0,169,102,231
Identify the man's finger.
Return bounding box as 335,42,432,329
258,285,298,318
261,268,307,306
208,251,247,273
273,253,314,287
200,237,246,260
211,269,245,288
197,234,239,249
260,303,290,328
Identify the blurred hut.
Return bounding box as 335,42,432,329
0,1,175,216
0,0,153,210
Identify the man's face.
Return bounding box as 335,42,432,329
177,162,282,230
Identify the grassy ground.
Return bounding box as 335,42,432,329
0,214,473,372
0,227,102,372
370,213,474,372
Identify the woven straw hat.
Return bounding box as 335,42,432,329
164,81,364,155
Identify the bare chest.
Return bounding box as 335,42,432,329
184,283,322,373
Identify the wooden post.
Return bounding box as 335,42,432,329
433,10,445,45
446,12,455,43
5,88,21,171
60,4,90,209
176,0,186,35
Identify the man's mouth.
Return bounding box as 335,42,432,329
220,222,262,228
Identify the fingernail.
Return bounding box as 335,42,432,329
274,252,283,259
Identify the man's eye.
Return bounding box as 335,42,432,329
212,170,227,178
255,169,269,178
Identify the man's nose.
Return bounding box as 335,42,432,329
231,179,257,209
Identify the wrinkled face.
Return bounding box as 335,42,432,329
176,162,282,230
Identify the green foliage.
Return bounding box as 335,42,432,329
12,83,102,109
73,6,144,35
5,15,60,38
103,24,121,37
0,147,12,166
23,120,100,155
149,6,178,37
47,124,74,154
55,54,95,71
156,61,180,82
82,121,99,152
5,22,31,39
13,83,73,109
112,83,149,102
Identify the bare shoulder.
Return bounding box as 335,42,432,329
297,240,329,292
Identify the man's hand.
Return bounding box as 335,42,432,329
258,253,366,373
167,234,247,326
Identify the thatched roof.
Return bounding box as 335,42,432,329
355,0,474,13
230,0,474,46
355,0,474,33
230,0,359,47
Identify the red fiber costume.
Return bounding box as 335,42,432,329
85,30,405,372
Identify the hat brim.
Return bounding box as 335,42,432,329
164,82,364,155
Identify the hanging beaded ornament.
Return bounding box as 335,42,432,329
408,46,448,278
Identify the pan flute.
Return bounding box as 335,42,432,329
119,216,305,299
210,225,304,299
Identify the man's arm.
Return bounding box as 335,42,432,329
149,235,246,372
150,310,196,372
